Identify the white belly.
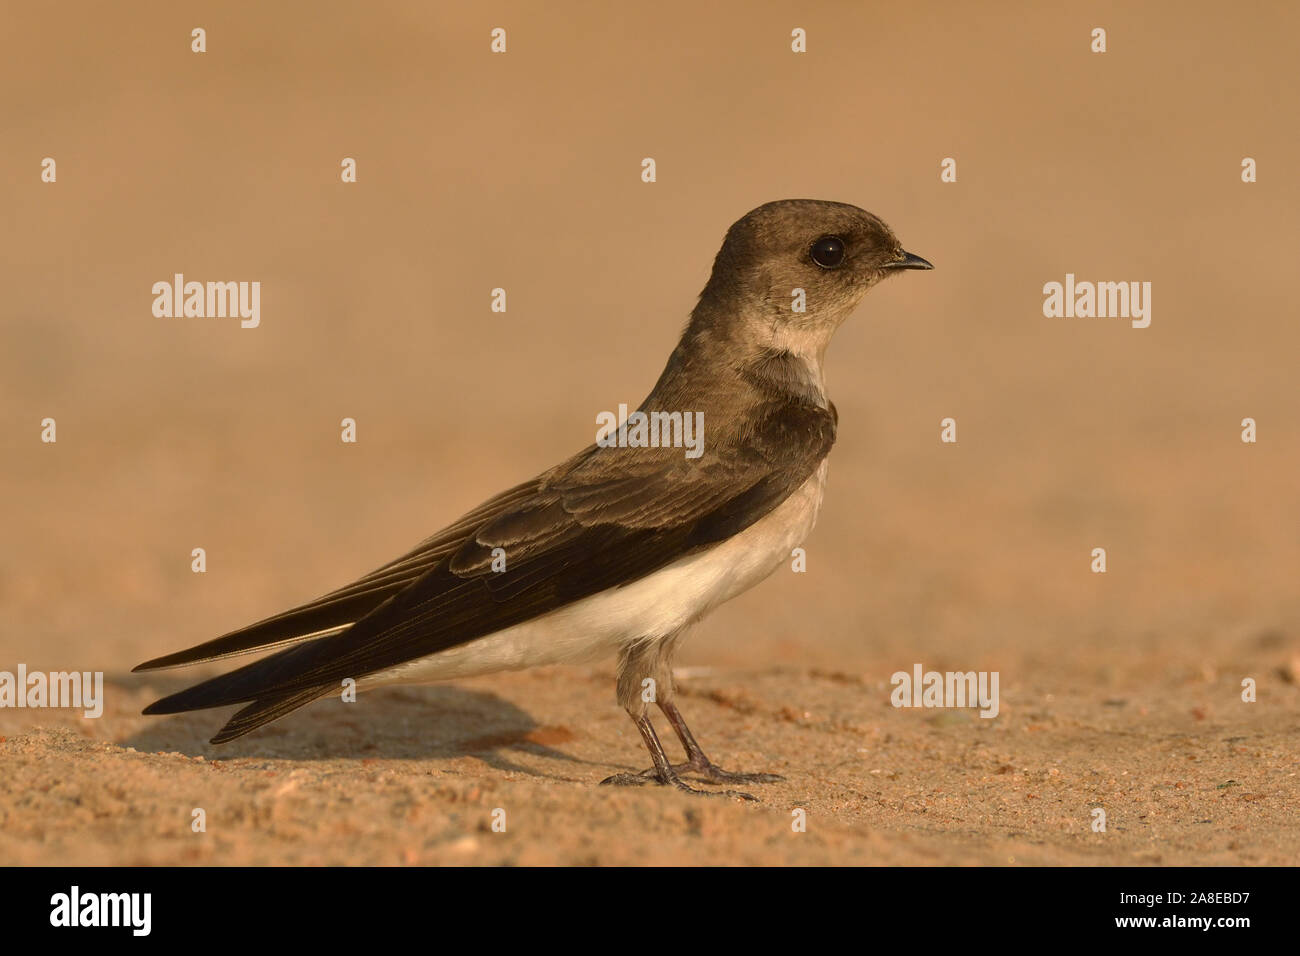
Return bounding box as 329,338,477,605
363,459,829,687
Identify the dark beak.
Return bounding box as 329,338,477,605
885,250,934,271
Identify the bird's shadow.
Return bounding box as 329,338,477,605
121,673,607,780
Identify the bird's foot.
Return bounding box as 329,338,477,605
693,765,784,785
651,758,784,786
600,767,756,801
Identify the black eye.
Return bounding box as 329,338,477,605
810,236,845,269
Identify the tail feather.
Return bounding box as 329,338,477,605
134,479,545,674
209,686,335,744
132,593,378,672
142,640,328,715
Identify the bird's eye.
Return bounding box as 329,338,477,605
810,236,845,269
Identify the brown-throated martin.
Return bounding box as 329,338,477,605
135,199,932,799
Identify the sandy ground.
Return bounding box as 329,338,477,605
3,642,1299,865
2,0,1299,865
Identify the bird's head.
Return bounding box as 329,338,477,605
694,199,932,366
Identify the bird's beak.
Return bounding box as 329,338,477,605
885,251,934,271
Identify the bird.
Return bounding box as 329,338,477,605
135,199,932,798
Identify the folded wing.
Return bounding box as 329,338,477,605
138,399,836,742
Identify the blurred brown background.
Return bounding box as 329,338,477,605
1,1,1297,865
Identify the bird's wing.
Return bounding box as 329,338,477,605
141,399,836,723
132,478,543,670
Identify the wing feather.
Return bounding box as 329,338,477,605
140,400,836,731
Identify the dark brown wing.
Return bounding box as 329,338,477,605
141,399,836,739
132,479,542,670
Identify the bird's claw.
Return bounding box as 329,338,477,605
637,760,784,786
600,768,757,801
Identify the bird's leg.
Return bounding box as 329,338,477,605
653,698,784,784
599,712,753,799
600,636,756,799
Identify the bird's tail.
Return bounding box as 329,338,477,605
141,641,336,743
209,686,336,744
